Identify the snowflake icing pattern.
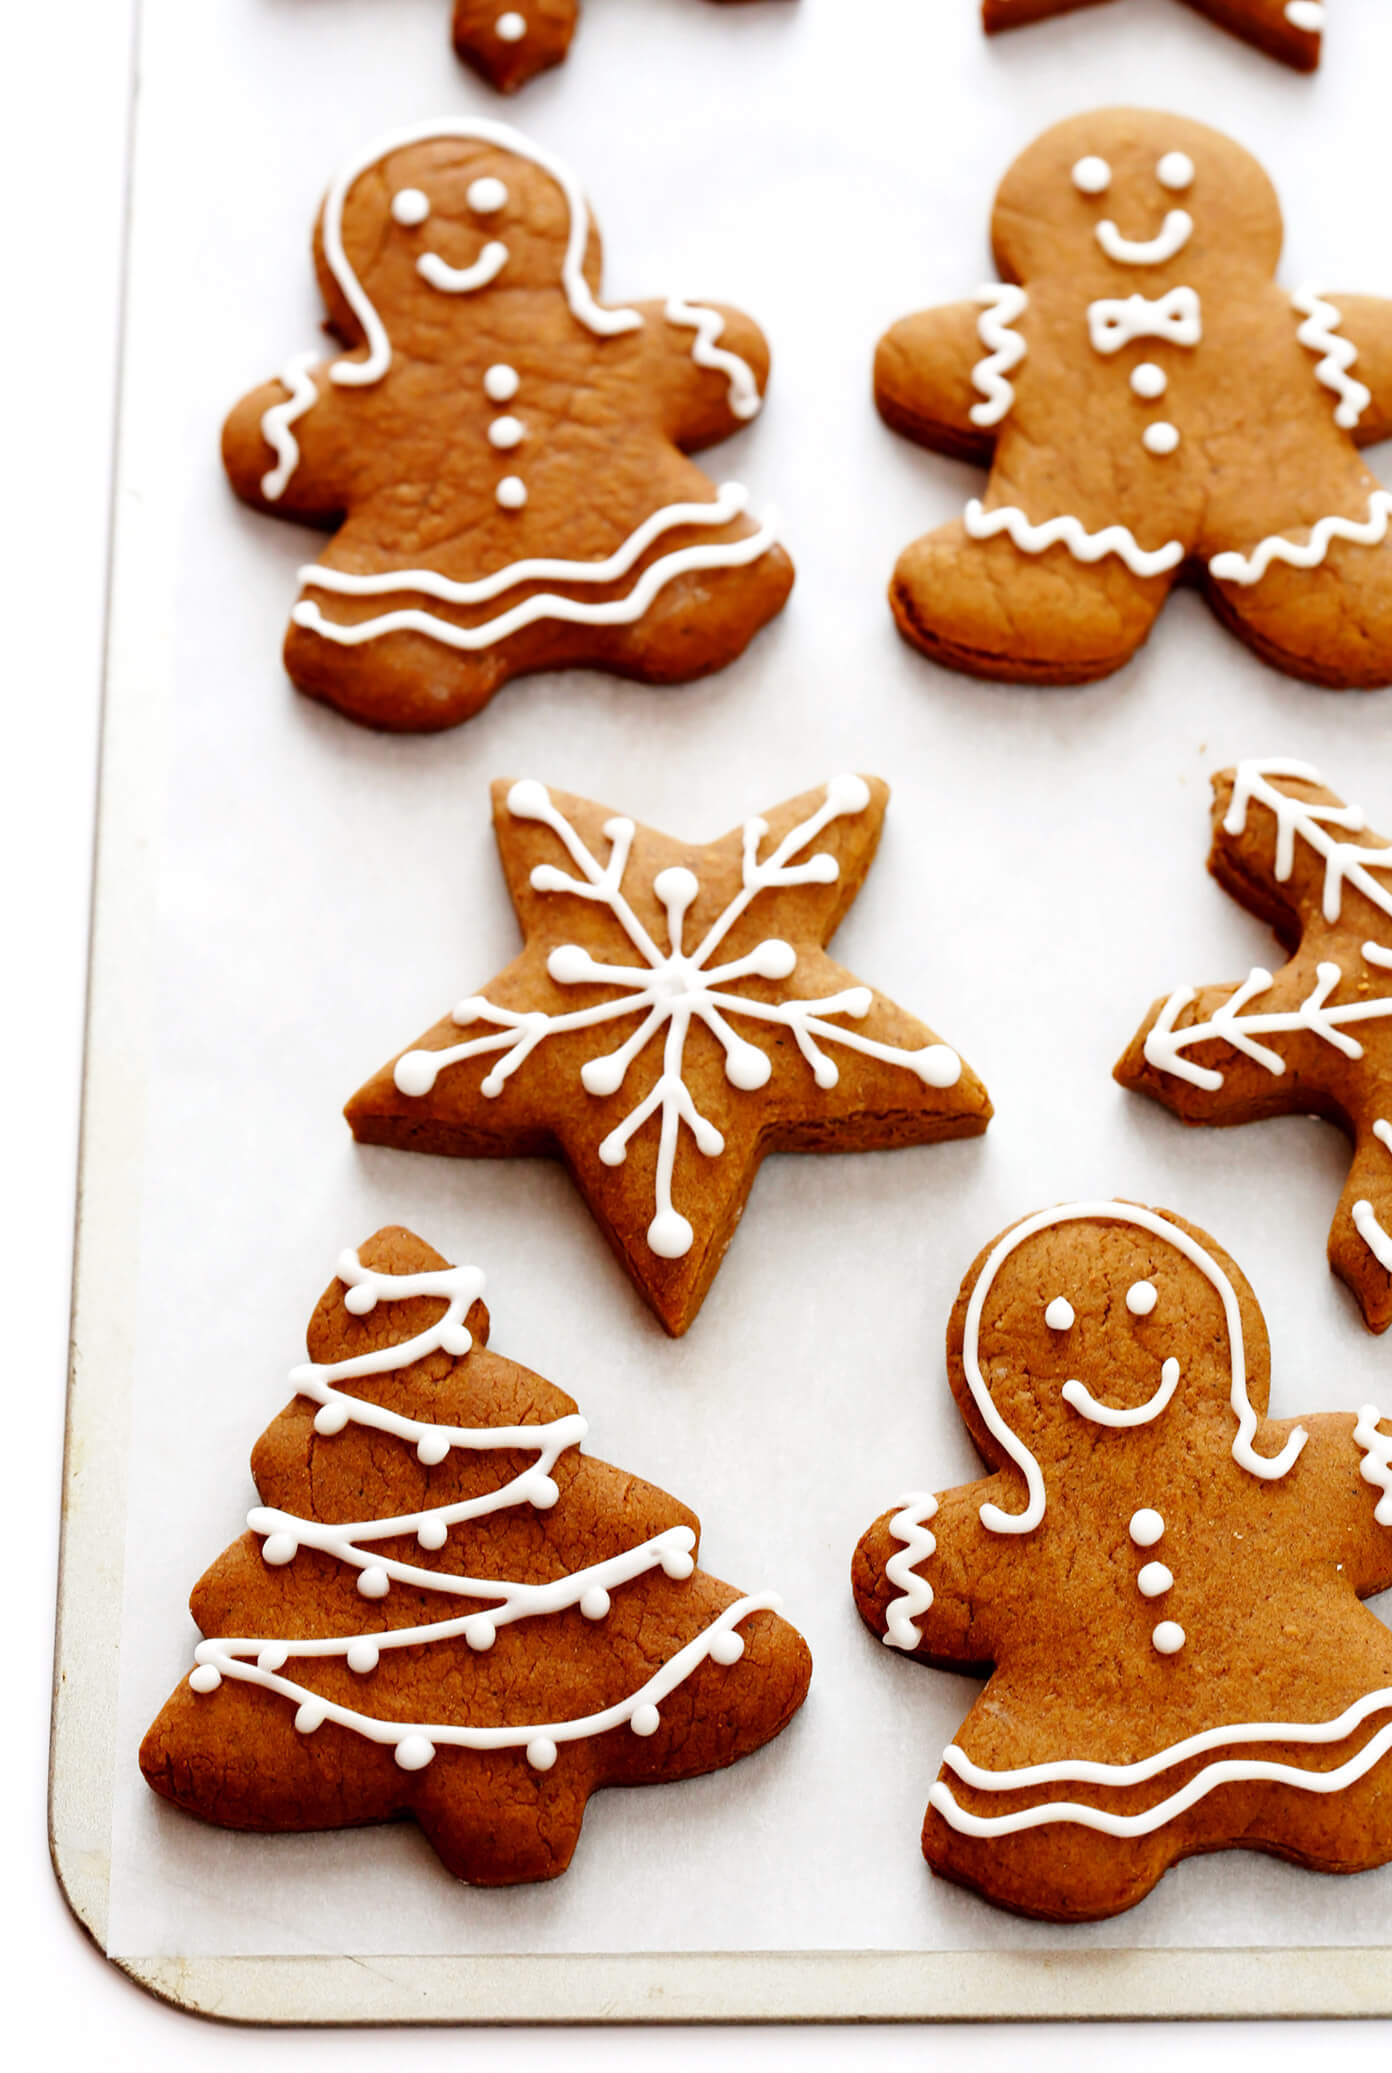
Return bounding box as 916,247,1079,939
394,776,963,1260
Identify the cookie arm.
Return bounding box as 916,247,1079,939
1301,1412,1392,1595
874,302,1002,467
1323,296,1392,447
852,1484,1009,1672
221,363,354,524
636,298,772,449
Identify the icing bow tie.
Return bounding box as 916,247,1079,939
1087,285,1203,355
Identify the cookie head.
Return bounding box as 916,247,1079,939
991,110,1282,289
945,1203,1273,1528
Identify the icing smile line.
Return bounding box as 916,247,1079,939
417,241,508,294
1062,1357,1181,1429
1095,210,1194,267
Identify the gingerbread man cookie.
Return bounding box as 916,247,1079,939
141,1228,811,1885
1118,759,1392,1335
984,0,1325,71
452,1,789,95
222,119,792,732
853,1200,1392,1922
875,108,1392,688
345,776,991,1335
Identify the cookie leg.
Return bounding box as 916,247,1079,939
284,616,511,734
890,519,1173,685
1329,1126,1392,1335
1205,538,1392,690
589,540,795,685
924,1802,1175,1922
411,1749,593,1885
451,0,579,93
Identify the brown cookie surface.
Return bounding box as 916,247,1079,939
1117,759,1392,1334
983,0,1324,69
852,1200,1392,1922
222,119,792,732
141,1227,811,1885
452,0,788,93
346,776,991,1335
876,107,1392,689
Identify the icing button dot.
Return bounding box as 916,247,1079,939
357,1565,391,1599
484,363,520,403
496,475,528,510
709,1628,745,1666
391,187,430,227
1152,1620,1187,1656
395,1735,435,1772
1138,1562,1175,1599
1072,155,1112,196
1129,1507,1165,1548
1142,422,1180,456
416,1516,449,1551
1127,1279,1159,1316
495,11,527,40
1130,362,1168,400
346,1639,380,1675
580,1587,611,1621
631,1704,661,1738
1045,1297,1075,1331
467,176,510,215
1157,151,1195,193
489,415,525,450
527,1736,559,1772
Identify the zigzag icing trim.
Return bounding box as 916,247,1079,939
968,285,1028,429
663,296,762,422
260,352,320,502
1356,1402,1392,1522
882,1494,938,1650
1292,287,1371,431
964,499,1184,579
1209,491,1392,587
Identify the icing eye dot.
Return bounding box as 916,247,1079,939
1156,151,1195,193
1126,1279,1158,1316
1045,1297,1076,1331
467,176,509,216
391,188,430,228
1072,156,1112,197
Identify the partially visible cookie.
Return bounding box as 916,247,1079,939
141,1228,811,1885
983,0,1324,71
853,1199,1392,1922
1117,758,1392,1334
451,2,793,95
345,775,992,1335
222,119,792,732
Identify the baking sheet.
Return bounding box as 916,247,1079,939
55,0,1392,2020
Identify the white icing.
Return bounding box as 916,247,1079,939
1152,1619,1186,1656
391,188,430,227
185,1246,775,1772
964,499,1184,579
487,414,525,449
1130,1509,1166,1548
496,11,527,39
1356,1403,1392,1523
1095,210,1194,268
1292,288,1371,431
1126,1279,1158,1316
1210,491,1392,586
1156,153,1194,194
417,243,509,296
882,1494,938,1651
663,296,763,423
1130,363,1167,400
1086,285,1202,355
1143,422,1180,456
968,285,1028,430
392,778,960,1261
467,177,509,215
1286,3,1326,29
960,1205,1304,1542
1072,157,1111,196
1137,1562,1173,1598
495,476,527,511
484,363,520,402
1062,1357,1180,1430
932,1691,1392,1840
259,353,320,503
1221,760,1388,929
1044,1297,1075,1331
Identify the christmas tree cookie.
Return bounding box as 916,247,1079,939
221,118,792,732
141,1228,811,1885
875,107,1392,688
1118,758,1392,1334
452,1,791,95
345,775,992,1335
853,1200,1392,1922
983,0,1324,70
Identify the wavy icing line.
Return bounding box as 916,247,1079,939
663,296,762,422
882,1494,938,1650
968,285,1028,429
1210,491,1392,587
259,352,320,502
1357,1402,1392,1522
964,499,1184,579
184,1248,775,1773
1292,287,1370,431
959,1202,1305,1539
930,1692,1392,1839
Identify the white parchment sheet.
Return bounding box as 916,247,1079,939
104,0,1392,1960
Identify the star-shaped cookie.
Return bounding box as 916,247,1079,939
1117,758,1392,1332
983,0,1324,70
347,776,992,1334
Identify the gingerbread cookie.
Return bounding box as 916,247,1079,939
853,1199,1392,1922
983,0,1324,70
222,119,792,732
452,1,789,95
1117,759,1392,1335
875,108,1392,688
141,1228,811,1885
345,776,992,1335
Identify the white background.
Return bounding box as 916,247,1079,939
10,0,1392,2061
